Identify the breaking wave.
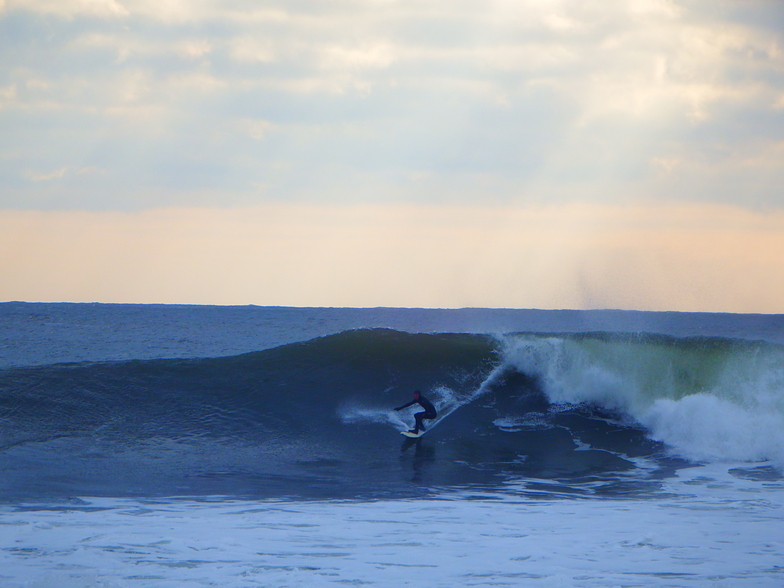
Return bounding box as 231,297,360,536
495,333,784,464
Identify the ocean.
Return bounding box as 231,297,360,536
1,302,783,587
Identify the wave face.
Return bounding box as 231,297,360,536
1,329,782,500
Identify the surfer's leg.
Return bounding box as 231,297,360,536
414,412,426,432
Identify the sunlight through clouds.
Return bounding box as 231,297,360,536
0,0,782,308
2,0,782,209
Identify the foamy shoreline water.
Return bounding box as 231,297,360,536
2,464,782,588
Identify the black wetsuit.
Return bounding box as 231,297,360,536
395,394,437,433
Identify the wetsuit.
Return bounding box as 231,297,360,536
394,394,437,433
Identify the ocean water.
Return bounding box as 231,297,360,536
1,302,783,587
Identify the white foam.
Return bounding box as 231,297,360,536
2,468,782,588
493,413,551,432
496,334,784,464
338,405,406,429
641,393,784,463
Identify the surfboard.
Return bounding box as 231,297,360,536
401,430,425,438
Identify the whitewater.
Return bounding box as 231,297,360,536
1,302,783,587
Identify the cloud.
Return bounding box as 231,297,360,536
236,118,273,140
0,0,783,211
2,0,129,18
0,83,16,102
229,37,276,64
25,166,67,181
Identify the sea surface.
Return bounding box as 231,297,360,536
1,302,783,587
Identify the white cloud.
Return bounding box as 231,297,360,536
25,167,67,181
0,83,16,104
178,39,213,59
2,0,128,18
236,118,273,140
628,0,681,18
1,0,783,211
542,13,581,32
229,37,277,64
318,43,397,71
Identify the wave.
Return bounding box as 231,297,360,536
0,328,781,500
495,333,784,464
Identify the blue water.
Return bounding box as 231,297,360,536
3,301,784,368
1,303,783,587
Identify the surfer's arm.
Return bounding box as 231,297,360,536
394,400,416,411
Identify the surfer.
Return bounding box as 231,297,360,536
394,390,437,434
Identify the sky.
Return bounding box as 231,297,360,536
1,0,783,311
